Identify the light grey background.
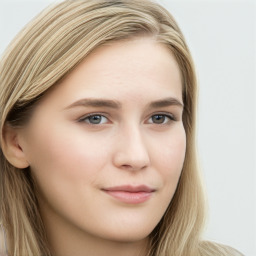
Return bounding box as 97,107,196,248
0,0,255,255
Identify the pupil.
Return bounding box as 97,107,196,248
153,115,164,124
89,115,101,124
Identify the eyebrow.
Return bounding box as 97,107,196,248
148,97,183,109
65,97,183,110
65,98,121,110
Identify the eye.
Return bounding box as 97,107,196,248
79,114,108,125
148,114,175,124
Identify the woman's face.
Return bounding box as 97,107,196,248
18,37,186,244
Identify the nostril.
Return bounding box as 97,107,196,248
120,162,148,172
121,164,138,171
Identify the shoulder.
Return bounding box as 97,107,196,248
198,240,245,256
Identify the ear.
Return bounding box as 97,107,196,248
2,123,29,169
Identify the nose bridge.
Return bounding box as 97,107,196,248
113,122,150,171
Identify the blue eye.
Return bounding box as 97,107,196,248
80,115,108,125
149,114,175,124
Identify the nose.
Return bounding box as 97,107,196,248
112,125,150,171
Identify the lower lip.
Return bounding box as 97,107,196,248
103,190,153,204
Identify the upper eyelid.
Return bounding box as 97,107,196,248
147,111,177,120
79,112,109,117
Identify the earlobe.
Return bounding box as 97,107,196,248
2,123,29,169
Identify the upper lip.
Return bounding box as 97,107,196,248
102,185,156,193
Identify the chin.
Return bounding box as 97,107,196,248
97,224,155,243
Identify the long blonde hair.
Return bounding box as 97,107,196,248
0,1,236,256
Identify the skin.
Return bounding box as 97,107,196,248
11,37,186,256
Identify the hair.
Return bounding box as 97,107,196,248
0,1,242,256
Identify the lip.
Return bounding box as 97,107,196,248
102,185,156,204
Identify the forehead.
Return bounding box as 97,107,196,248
76,37,179,78
42,37,182,107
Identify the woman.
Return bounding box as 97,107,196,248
0,0,243,255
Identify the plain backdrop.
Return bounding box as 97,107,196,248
0,0,255,255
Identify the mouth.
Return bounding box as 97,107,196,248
101,185,156,204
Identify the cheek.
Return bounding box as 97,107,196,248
25,128,112,221
143,127,186,224
27,123,104,167
156,127,186,173
153,127,186,192
25,126,110,194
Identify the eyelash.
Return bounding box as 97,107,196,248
78,112,176,125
